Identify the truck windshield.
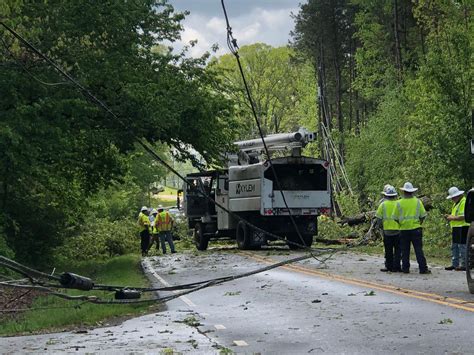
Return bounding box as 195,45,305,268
264,164,328,191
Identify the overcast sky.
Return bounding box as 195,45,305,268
167,0,300,57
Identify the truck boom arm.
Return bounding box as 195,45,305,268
234,127,315,153
228,127,315,166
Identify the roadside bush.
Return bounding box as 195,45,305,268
54,218,138,262
0,223,16,277
422,208,451,258
87,182,145,221
317,216,362,241
0,218,14,260
336,191,362,216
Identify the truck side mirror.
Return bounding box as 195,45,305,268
466,189,474,223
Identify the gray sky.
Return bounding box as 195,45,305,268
168,0,300,57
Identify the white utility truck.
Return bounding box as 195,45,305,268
182,128,331,250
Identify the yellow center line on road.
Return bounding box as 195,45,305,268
240,251,474,313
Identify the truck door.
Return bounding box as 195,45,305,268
185,177,209,217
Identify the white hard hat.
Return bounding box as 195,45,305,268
151,209,158,214
140,206,148,212
446,186,464,200
382,185,397,197
400,182,418,193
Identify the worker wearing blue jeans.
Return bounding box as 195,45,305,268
157,207,176,254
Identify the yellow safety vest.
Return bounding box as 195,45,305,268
397,197,426,231
137,212,150,232
450,196,470,228
157,211,172,232
150,215,159,235
376,199,401,231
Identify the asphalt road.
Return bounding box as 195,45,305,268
143,248,474,353
1,248,473,353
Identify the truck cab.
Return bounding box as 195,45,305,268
182,170,228,250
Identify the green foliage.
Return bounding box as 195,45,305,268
345,89,409,200
318,216,360,241
55,218,137,262
345,1,473,202
0,1,235,265
422,208,451,258
336,191,362,216
0,215,14,260
438,318,453,325
290,1,472,260
209,44,317,138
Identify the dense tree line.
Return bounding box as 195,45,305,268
0,1,235,264
292,0,473,198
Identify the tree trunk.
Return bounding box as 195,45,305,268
331,5,344,138
348,39,355,133
1,165,9,210
393,0,403,80
355,92,360,136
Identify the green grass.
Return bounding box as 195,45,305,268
152,186,178,205
0,254,159,336
161,186,178,195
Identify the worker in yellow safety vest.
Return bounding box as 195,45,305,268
395,182,430,274
444,187,470,271
137,206,151,257
376,185,401,272
156,207,176,254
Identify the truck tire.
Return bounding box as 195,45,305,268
194,222,209,251
466,229,474,294
303,233,314,247
287,233,313,250
236,221,252,250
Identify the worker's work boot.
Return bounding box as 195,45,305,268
445,265,455,271
455,266,466,271
419,269,431,274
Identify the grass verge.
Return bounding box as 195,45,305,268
0,254,159,336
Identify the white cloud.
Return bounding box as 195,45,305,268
235,21,262,42
205,17,227,35
167,4,298,58
261,8,293,29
